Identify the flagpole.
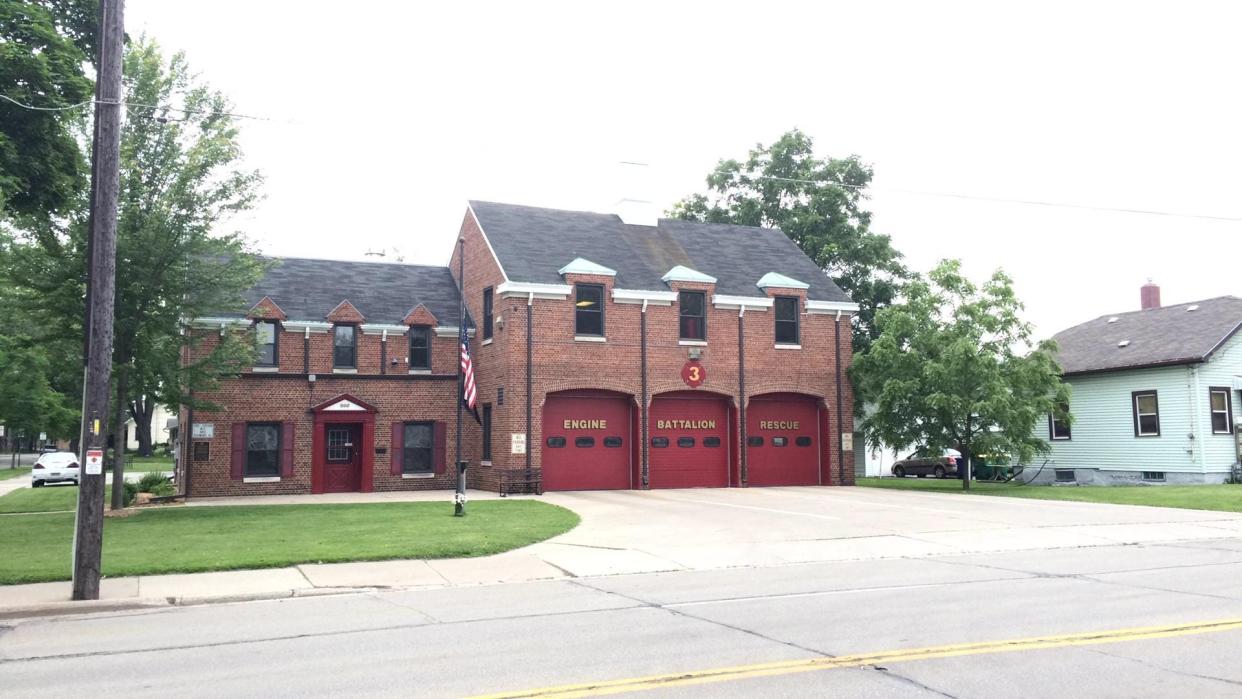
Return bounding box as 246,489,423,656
454,237,466,516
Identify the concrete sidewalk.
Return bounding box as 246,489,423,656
3,486,1241,620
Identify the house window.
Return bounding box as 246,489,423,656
1049,403,1071,440
1209,388,1233,434
1054,469,1076,483
1142,471,1166,482
679,291,706,341
255,321,278,366
402,422,433,474
575,284,604,336
245,423,280,477
408,325,431,370
1132,391,1160,437
482,287,494,341
333,325,356,368
481,404,492,460
774,296,800,345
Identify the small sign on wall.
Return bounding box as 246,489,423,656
85,449,104,475
192,423,215,439
511,433,527,455
841,434,853,451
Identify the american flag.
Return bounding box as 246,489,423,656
460,326,479,418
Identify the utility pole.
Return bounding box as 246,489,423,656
72,0,124,602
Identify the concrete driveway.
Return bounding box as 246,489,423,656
525,486,1242,576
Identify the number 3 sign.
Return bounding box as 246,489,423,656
681,360,706,388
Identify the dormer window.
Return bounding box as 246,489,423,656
575,284,604,337
408,325,431,370
255,321,278,367
679,291,706,341
774,296,800,345
333,325,356,368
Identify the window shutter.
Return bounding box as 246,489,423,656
280,422,295,478
434,421,447,474
391,422,404,475
230,422,245,480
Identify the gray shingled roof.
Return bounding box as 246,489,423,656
470,200,854,302
225,257,468,326
1052,296,1242,375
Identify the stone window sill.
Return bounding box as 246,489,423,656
407,369,431,375
482,338,494,346
252,366,280,373
333,368,358,374
402,472,435,479
574,336,606,343
480,460,493,467
774,344,802,350
243,476,280,483
678,340,707,347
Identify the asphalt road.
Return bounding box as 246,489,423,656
4,536,1242,698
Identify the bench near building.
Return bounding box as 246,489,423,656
178,201,859,497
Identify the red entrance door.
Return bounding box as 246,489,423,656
648,392,730,489
324,423,362,492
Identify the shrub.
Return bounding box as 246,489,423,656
148,481,175,497
137,472,170,492
122,481,139,507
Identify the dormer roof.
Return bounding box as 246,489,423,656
558,257,617,277
661,265,717,285
756,272,809,290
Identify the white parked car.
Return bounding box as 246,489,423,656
32,451,80,487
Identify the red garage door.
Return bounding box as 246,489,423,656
542,391,632,491
747,393,820,486
649,392,730,489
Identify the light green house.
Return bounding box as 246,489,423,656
1042,290,1242,485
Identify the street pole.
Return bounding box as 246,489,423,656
454,237,466,516
72,0,124,602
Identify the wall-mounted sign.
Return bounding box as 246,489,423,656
681,359,706,388
39,432,47,441
324,399,365,412
842,434,854,451
511,433,527,455
758,421,799,430
192,423,215,439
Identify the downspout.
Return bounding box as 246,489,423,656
183,393,194,499
380,329,387,375
303,326,310,374
738,305,747,486
835,309,845,485
1190,365,1202,470
640,298,650,488
526,292,534,490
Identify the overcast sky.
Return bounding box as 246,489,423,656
126,0,1241,338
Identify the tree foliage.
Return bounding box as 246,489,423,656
2,37,266,452
0,0,97,223
671,129,909,352
853,260,1070,486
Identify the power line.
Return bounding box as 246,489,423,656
744,174,1242,223
0,93,290,123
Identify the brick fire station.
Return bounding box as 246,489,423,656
178,201,858,497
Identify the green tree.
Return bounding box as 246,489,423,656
852,259,1070,489
671,129,910,353
3,38,266,480
0,0,97,223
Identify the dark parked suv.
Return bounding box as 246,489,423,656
891,449,961,479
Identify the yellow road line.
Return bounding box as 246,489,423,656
470,617,1242,698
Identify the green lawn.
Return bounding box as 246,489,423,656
856,477,1242,513
0,500,579,585
0,485,113,514
0,467,31,481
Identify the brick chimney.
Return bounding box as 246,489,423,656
1140,280,1161,310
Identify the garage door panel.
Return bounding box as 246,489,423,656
543,393,632,491
747,395,820,486
649,393,730,489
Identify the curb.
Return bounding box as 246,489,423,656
0,598,170,622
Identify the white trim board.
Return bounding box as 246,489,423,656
612,288,677,305
496,281,573,300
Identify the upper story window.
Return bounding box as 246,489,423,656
255,321,278,367
333,324,356,368
1132,390,1160,437
482,287,494,340
679,291,706,341
408,325,431,370
1049,403,1071,440
1210,387,1234,434
774,296,800,345
575,284,604,337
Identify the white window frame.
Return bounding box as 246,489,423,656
1209,387,1233,435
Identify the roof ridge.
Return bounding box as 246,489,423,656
265,255,450,271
